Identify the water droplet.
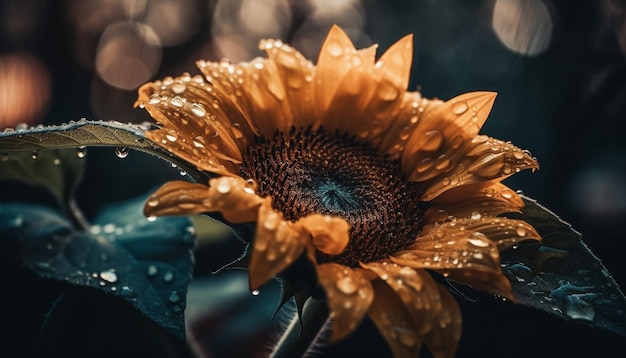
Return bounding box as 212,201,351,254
216,181,231,194
470,211,482,220
120,286,137,298
77,147,87,158
326,41,344,57
516,226,527,236
31,150,39,160
165,132,178,142
99,269,118,283
452,101,468,114
169,291,181,303
171,82,186,94
336,276,358,295
421,130,443,151
114,147,129,159
170,96,184,107
148,94,161,104
163,271,174,283
473,252,484,259
435,154,451,170
53,158,61,165
190,103,206,117
147,196,159,207
468,234,489,247
147,216,157,222
147,265,158,276
251,289,260,296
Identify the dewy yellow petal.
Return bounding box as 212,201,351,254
143,177,264,223
402,91,497,182
316,263,374,342
249,199,308,290
296,214,350,255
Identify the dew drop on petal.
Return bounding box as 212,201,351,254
470,211,482,220
168,291,181,303
452,101,469,115
251,289,260,296
165,132,178,142
148,94,161,104
421,130,443,151
170,96,184,107
147,215,157,222
326,41,344,57
336,276,358,295
171,82,186,94
190,103,206,117
516,225,526,236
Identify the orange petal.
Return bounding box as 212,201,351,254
144,177,264,223
249,199,308,290
317,263,374,342
331,35,413,140
361,261,442,335
367,280,423,358
135,74,245,163
420,135,539,201
315,25,359,115
424,181,524,223
263,39,318,129
391,220,531,299
421,284,462,358
402,92,497,182
296,214,350,255
145,129,236,176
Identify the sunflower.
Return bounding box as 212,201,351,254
135,25,541,357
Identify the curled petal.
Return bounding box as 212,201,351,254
367,280,423,358
249,199,308,290
145,129,236,176
362,261,442,336
424,181,524,223
144,177,263,223
135,74,244,164
420,136,539,201
422,284,462,358
392,223,515,299
317,263,374,342
402,92,497,182
263,39,317,129
296,214,350,255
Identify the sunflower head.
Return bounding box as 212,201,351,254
136,25,540,357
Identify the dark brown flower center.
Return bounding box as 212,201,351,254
240,127,426,267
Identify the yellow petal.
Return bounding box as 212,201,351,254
249,199,308,290
143,177,264,223
421,284,462,358
424,181,524,223
135,74,246,163
367,280,423,358
402,92,497,182
145,129,236,176
419,136,539,201
317,263,374,342
362,261,442,335
391,219,534,299
263,39,318,129
296,214,350,255
315,25,359,115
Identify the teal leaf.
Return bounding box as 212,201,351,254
0,195,195,339
0,148,84,205
501,195,626,336
0,120,209,183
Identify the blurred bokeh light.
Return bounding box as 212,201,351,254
0,53,51,128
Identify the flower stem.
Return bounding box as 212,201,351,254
270,298,331,358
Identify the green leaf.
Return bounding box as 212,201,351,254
0,148,84,209
501,195,626,336
0,120,209,183
0,195,195,339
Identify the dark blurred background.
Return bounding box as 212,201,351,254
1,0,625,357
